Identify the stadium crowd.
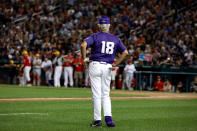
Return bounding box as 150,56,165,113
0,0,196,91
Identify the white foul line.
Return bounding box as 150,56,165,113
0,113,48,116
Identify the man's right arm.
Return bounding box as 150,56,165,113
81,41,90,69
81,41,88,61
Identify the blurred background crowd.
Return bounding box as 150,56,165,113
0,0,196,92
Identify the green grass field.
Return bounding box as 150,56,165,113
0,84,145,98
0,85,197,131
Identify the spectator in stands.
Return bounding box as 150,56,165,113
190,76,197,93
163,79,172,92
153,75,164,91
176,81,185,93
143,75,152,90
42,37,51,50
1,0,196,67
0,0,196,88
136,34,146,48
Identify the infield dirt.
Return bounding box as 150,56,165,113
0,91,197,102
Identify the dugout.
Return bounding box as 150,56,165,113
135,65,197,92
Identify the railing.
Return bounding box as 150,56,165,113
1,65,197,92
13,5,61,24
135,71,197,92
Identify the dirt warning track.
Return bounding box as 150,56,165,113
0,91,197,102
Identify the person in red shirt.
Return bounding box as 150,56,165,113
153,75,164,91
21,50,32,86
117,74,122,89
136,34,146,47
63,50,74,87
73,53,83,87
111,60,119,89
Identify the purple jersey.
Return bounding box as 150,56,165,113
84,32,126,64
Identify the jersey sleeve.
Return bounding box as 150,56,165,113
117,39,127,53
84,34,94,48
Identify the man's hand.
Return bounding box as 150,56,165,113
83,62,88,69
83,58,92,69
83,58,89,63
112,63,116,67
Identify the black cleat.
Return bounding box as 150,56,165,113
90,120,102,128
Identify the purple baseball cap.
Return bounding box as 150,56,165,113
99,16,110,24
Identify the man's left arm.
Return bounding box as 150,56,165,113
113,50,128,67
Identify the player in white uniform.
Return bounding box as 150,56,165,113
84,52,91,87
52,51,63,87
42,57,52,86
124,59,136,90
111,60,119,89
81,16,128,127
32,54,42,86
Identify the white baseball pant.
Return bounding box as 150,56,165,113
45,70,52,83
111,70,117,81
89,61,112,121
24,66,31,84
125,72,134,90
18,76,25,86
64,66,73,87
54,66,62,87
85,68,89,86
